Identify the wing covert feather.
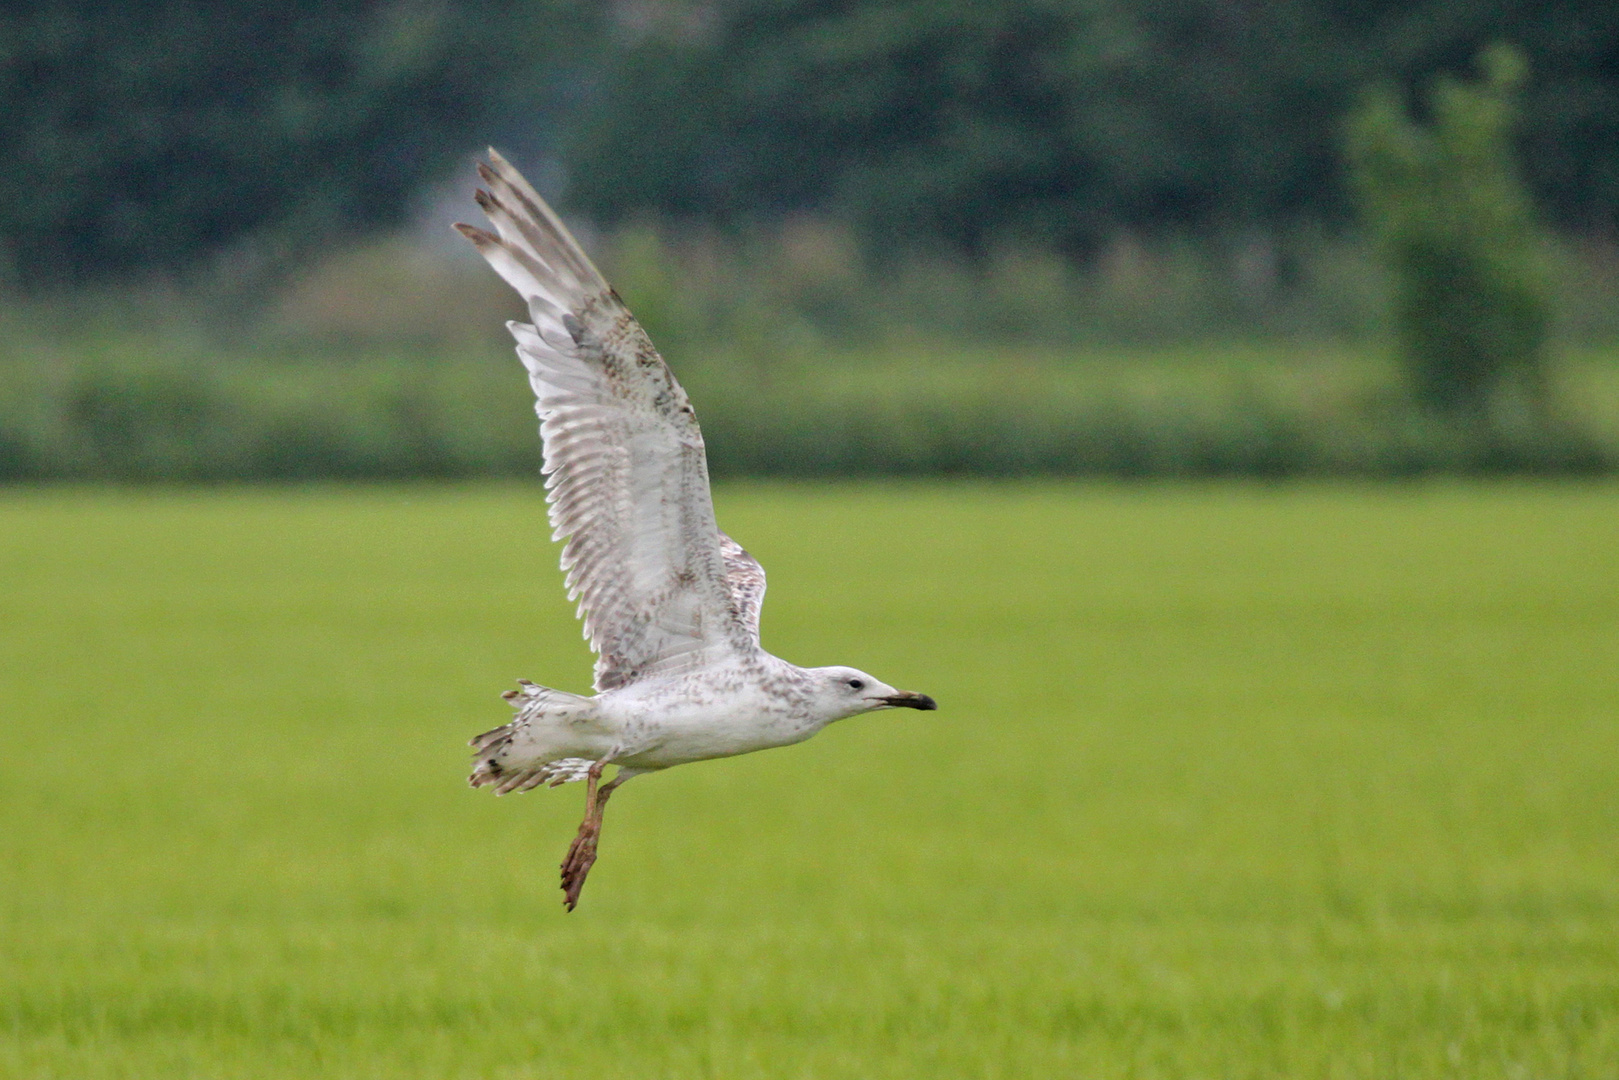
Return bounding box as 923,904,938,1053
719,533,767,641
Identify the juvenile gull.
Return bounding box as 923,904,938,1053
454,152,936,910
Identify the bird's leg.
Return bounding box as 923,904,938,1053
560,760,623,911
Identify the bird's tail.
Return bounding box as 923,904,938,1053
468,680,598,794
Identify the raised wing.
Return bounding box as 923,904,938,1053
456,151,752,690
719,533,767,642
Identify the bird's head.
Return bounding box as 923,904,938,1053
810,666,937,721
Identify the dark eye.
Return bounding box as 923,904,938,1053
847,678,865,690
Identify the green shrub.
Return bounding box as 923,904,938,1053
1346,45,1551,420
4,340,1612,482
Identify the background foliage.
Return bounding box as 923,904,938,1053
544,0,1619,251
3,0,1616,281
1347,45,1550,419
3,0,1619,478
0,0,595,284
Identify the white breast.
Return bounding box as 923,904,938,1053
600,659,820,770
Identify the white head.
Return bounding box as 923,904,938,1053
807,666,938,723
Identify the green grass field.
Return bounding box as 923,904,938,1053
2,483,1617,1078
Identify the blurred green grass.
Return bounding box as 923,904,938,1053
2,483,1617,1078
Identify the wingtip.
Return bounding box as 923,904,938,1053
453,221,495,246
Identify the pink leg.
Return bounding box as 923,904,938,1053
560,761,623,911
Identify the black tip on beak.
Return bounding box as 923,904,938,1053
882,692,937,711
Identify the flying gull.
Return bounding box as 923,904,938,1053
454,152,936,910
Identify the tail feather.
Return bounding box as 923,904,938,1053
468,680,598,793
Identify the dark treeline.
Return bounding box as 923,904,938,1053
0,0,595,284
571,0,1619,255
2,0,1617,285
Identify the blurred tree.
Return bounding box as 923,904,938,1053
3,0,1615,284
1346,45,1549,417
1366,0,1619,238
564,0,1619,251
567,0,1351,253
0,1,598,285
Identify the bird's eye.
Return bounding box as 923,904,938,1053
847,678,865,690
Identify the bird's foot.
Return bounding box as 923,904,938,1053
560,818,600,911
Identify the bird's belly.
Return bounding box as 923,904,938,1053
607,699,813,770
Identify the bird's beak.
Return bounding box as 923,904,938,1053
880,691,937,711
